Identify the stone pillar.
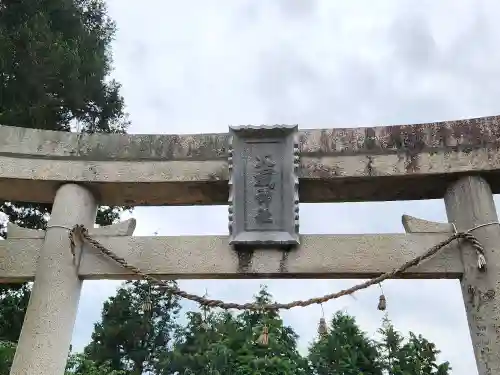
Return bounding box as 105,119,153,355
10,184,97,375
445,176,500,375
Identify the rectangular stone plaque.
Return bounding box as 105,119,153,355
228,125,300,247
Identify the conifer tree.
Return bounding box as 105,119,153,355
164,286,308,375
308,311,383,375
377,315,451,374
83,280,180,375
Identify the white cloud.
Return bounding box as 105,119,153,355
71,1,500,374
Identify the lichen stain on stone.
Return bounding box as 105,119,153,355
88,165,97,177
160,135,182,159
363,128,377,150
436,125,452,147
319,130,335,153
150,135,171,158
237,250,253,273
381,124,428,173
279,250,289,273
484,289,496,301
405,154,421,173
297,133,307,152
365,156,375,176
303,160,342,178
385,126,403,149
449,116,500,149
208,166,228,181
185,134,228,159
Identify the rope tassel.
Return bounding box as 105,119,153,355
257,326,269,346
377,284,386,311
378,294,386,311
142,297,152,313
200,289,210,330
477,253,487,271
318,304,328,337
318,317,328,337
457,228,489,272
142,286,153,313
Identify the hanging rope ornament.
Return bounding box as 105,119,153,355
200,289,210,330
142,284,153,313
257,325,269,346
256,304,269,346
377,283,386,311
318,304,328,337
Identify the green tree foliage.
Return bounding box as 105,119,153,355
65,353,126,375
82,280,181,375
163,286,308,375
0,283,31,345
0,0,127,133
308,312,451,375
0,341,16,375
308,311,383,375
80,284,453,375
163,310,243,374
377,315,451,374
0,0,129,371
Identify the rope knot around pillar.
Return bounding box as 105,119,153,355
452,224,491,272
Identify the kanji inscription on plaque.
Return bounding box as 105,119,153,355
228,125,300,247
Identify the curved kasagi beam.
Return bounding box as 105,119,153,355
0,115,499,206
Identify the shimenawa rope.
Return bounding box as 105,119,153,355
67,224,487,312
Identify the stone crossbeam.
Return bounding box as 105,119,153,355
0,231,464,281
1,115,500,206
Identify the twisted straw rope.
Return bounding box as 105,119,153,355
70,225,486,312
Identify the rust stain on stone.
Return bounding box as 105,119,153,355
363,128,377,150
319,130,334,153
237,250,253,273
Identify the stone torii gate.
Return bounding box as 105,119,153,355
1,116,500,374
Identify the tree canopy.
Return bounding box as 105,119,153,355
0,0,129,372
65,284,452,375
83,280,181,375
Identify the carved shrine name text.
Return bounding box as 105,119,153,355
253,155,276,225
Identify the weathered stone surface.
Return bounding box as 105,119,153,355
1,115,500,205
402,214,454,233
6,218,136,239
0,233,464,281
445,177,500,375
10,184,97,375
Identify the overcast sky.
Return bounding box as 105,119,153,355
69,1,500,374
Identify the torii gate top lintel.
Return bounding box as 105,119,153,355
1,114,500,206
3,115,500,375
